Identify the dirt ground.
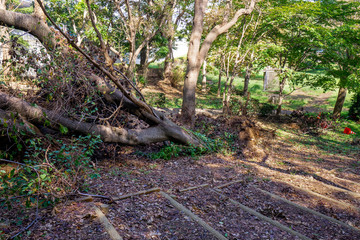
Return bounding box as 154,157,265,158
1,76,360,240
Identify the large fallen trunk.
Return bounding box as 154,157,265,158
0,92,197,145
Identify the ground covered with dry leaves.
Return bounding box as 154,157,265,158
1,113,360,240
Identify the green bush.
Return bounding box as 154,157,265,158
349,92,360,121
0,135,102,208
259,103,277,117
171,65,185,88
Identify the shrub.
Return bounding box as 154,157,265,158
0,134,102,208
259,103,277,117
171,65,185,88
349,92,360,121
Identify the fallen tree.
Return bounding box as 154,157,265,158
0,0,199,146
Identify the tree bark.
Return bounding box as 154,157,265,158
0,91,197,145
164,37,174,81
276,76,287,116
0,9,56,50
243,64,252,96
217,60,223,97
181,0,256,125
201,59,207,92
333,86,347,119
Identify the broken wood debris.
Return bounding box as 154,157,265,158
212,189,312,240
160,191,228,240
93,205,123,240
253,186,360,234
112,187,161,201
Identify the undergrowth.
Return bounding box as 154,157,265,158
139,130,239,160
0,134,102,209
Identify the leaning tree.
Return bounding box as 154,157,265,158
0,0,200,146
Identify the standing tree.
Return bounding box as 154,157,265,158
315,1,360,118
181,0,256,126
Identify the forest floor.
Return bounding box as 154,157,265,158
2,75,360,240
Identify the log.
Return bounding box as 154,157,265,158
0,92,193,145
93,205,123,240
112,187,160,201
212,189,312,240
253,186,360,233
160,191,228,240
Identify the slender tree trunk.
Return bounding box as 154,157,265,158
181,0,207,126
243,64,252,96
217,59,223,97
224,75,236,114
139,42,149,83
222,75,230,114
276,76,286,116
201,60,207,92
333,86,347,119
164,37,174,81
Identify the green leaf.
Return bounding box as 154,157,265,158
59,124,68,134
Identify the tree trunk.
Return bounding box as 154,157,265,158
333,86,347,119
181,0,256,125
0,9,56,50
243,64,252,96
201,60,207,92
139,42,149,83
181,0,207,126
276,76,286,116
164,37,174,81
217,63,223,97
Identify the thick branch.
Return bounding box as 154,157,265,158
0,9,56,49
198,0,256,64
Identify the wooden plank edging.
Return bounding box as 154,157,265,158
253,186,360,234
112,187,160,201
160,191,228,240
212,189,312,240
93,205,123,240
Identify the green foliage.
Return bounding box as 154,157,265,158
143,131,221,160
146,92,166,108
349,92,360,121
259,103,277,117
0,135,102,208
171,65,186,87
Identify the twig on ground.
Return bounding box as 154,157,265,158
112,187,160,201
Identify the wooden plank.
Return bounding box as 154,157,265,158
160,191,228,240
288,184,360,213
112,187,160,201
93,205,123,240
179,184,209,192
212,189,312,240
215,180,244,189
253,186,360,234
